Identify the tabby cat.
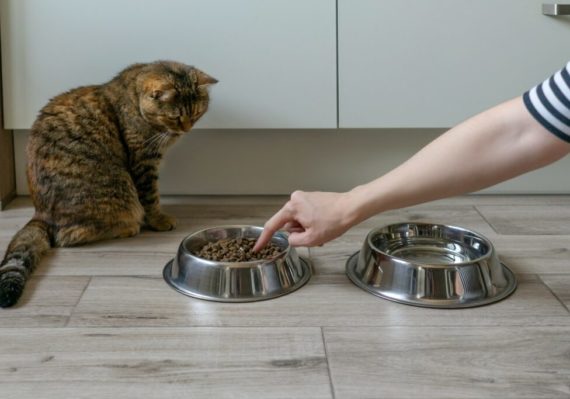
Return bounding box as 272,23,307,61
0,61,217,307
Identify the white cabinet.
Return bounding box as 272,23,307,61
4,0,569,130
1,0,337,129
339,0,570,128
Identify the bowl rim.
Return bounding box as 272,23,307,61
365,222,495,267
179,224,292,267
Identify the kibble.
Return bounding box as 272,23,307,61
193,237,282,262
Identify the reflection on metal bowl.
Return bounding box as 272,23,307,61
346,223,517,308
163,225,311,302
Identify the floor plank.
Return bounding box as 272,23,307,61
476,205,570,235
27,246,310,277
492,236,570,275
0,327,332,399
418,195,570,207
324,326,570,399
0,196,34,218
0,277,90,327
67,275,569,328
33,251,173,277
2,195,570,398
540,274,570,311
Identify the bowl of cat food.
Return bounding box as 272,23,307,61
346,222,517,308
163,225,311,302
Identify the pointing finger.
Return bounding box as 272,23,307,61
253,205,294,252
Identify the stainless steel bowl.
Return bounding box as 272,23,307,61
346,223,517,308
163,225,311,302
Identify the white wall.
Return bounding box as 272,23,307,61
14,129,570,196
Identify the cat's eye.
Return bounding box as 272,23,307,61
151,89,177,102
150,90,163,100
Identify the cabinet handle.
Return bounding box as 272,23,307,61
542,3,570,15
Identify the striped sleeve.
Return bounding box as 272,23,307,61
523,61,570,143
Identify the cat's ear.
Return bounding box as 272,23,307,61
194,69,218,87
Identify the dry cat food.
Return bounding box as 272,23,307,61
194,237,283,262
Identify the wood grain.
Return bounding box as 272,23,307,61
0,277,90,327
493,236,570,274
67,275,570,328
324,326,570,399
540,274,570,310
0,327,332,399
476,204,570,235
1,195,570,398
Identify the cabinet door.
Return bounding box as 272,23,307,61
1,0,336,129
339,0,570,128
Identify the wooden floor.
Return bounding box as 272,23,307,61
1,195,570,398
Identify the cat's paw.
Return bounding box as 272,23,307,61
145,212,177,231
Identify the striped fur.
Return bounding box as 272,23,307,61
0,61,217,307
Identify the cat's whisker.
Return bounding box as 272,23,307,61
145,133,169,153
142,135,155,145
142,133,162,146
158,133,172,150
147,132,170,155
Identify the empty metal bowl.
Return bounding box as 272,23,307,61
163,225,311,302
346,223,517,308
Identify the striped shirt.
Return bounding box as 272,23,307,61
523,61,570,143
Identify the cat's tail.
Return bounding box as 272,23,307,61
0,218,52,308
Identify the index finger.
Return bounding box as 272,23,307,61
253,205,294,252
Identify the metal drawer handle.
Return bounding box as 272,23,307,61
543,3,570,15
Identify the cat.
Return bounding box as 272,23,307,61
0,60,217,307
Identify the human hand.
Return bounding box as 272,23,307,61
253,190,357,251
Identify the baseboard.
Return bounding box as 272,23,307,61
0,190,16,211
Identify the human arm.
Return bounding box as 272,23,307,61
254,96,570,250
